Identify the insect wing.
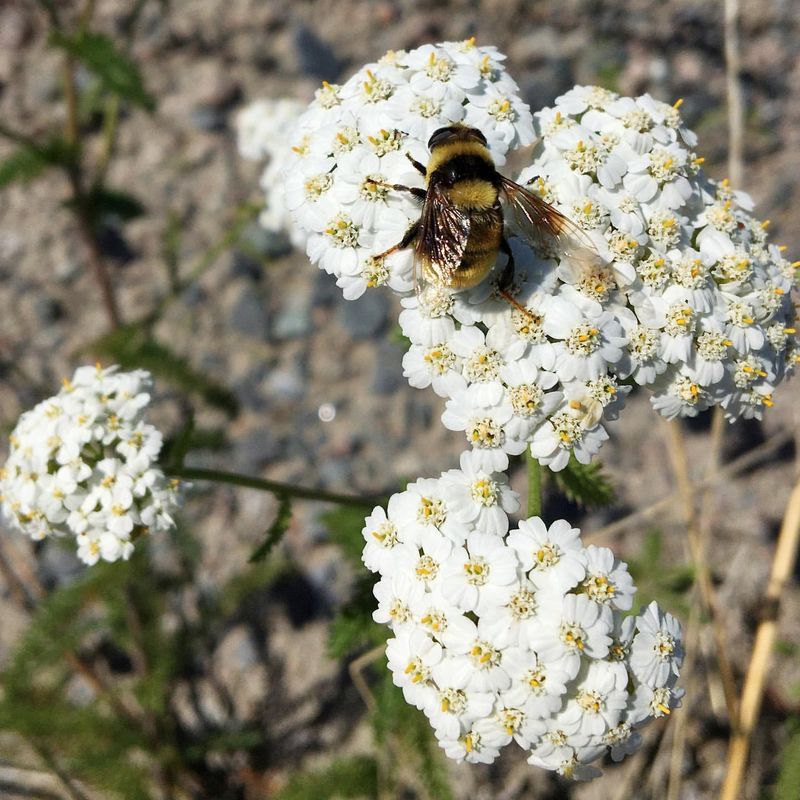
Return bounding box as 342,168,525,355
499,175,599,267
414,181,471,291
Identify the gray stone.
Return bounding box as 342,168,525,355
311,270,340,308
521,58,574,110
234,363,271,410
317,457,352,487
33,296,64,325
229,250,262,281
371,340,404,395
305,560,342,607
769,177,795,211
293,25,343,80
264,367,305,402
241,221,293,260
217,626,259,670
97,224,135,265
233,428,281,472
64,675,97,707
181,283,207,309
189,106,227,133
30,69,61,104
229,286,269,338
53,260,80,283
271,290,311,340
679,90,720,128
0,7,32,50
37,541,83,590
336,291,388,339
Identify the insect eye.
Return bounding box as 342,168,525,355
472,129,488,145
428,127,455,150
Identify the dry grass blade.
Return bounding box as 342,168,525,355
663,419,739,724
348,644,384,713
720,477,800,800
585,430,792,544
667,407,727,799
724,0,745,189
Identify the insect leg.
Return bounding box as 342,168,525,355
497,236,537,319
405,153,427,175
498,236,516,291
366,178,426,200
373,219,420,260
391,184,427,200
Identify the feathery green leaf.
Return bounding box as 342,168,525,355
249,494,293,562
83,324,239,417
553,456,616,508
0,136,74,188
273,755,378,800
50,30,155,111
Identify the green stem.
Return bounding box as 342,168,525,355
526,450,542,519
166,465,386,509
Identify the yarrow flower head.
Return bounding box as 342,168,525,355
0,365,182,566
363,465,683,779
235,97,306,245
268,42,798,473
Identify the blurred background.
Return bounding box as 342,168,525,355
0,1,799,798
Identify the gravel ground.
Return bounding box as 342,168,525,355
1,1,799,798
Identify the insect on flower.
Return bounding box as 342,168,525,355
370,123,600,315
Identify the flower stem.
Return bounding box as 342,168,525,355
166,465,386,509
526,450,542,519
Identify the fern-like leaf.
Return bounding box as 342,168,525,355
553,456,616,508
249,494,293,562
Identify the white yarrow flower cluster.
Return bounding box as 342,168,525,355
236,97,307,244
0,365,181,566
363,460,683,779
281,39,533,303
281,41,798,471
525,92,797,427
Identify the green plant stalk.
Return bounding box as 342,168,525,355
166,465,387,509
97,94,120,182
527,450,542,519
58,25,122,331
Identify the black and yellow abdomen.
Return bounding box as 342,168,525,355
447,205,503,288
424,138,504,289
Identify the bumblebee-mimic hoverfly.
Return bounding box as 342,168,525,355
373,123,597,311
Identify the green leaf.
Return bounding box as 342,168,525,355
627,530,694,616
90,186,146,221
323,505,372,566
249,494,292,562
83,324,239,417
389,324,411,349
64,185,146,226
553,456,616,508
272,755,377,800
162,415,195,469
0,136,74,188
372,669,453,800
162,425,228,467
184,729,264,760
328,573,385,659
0,555,160,800
775,720,800,800
50,30,155,111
